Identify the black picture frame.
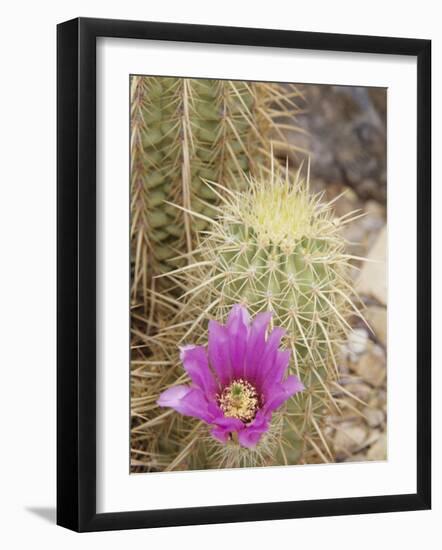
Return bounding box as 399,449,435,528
57,17,431,532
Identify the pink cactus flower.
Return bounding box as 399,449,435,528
157,305,304,448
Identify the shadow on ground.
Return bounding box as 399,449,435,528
26,507,56,524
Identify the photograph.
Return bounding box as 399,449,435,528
129,76,388,473
0,2,435,544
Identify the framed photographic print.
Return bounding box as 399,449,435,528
57,17,431,532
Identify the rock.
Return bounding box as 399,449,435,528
333,186,361,218
345,453,369,463
364,428,382,447
288,85,387,203
343,381,372,402
347,328,369,357
367,433,387,461
368,390,387,410
365,305,387,346
363,407,385,428
334,424,367,454
364,199,386,219
343,223,366,246
353,346,386,387
356,226,387,305
358,178,380,199
361,200,386,233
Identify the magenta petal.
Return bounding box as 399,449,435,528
211,410,245,444
208,320,231,385
263,375,304,414
238,430,264,448
160,305,303,448
212,415,244,432
266,327,286,353
227,304,250,329
158,386,214,423
178,388,215,422
180,345,217,396
207,401,222,418
259,349,291,391
211,426,230,444
237,412,269,448
157,385,191,409
226,305,250,379
283,374,305,395
255,327,287,388
244,311,272,381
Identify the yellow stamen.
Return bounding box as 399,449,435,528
218,379,259,422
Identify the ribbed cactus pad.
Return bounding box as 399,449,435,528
130,76,303,314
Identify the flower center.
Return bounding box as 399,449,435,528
218,379,259,422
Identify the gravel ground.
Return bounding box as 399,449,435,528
292,84,388,463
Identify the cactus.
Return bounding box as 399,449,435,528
154,161,367,467
129,77,366,471
130,76,304,317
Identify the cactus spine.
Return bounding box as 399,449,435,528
166,163,366,465
130,76,304,317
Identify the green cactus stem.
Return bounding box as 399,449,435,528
130,76,304,318
163,161,367,464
